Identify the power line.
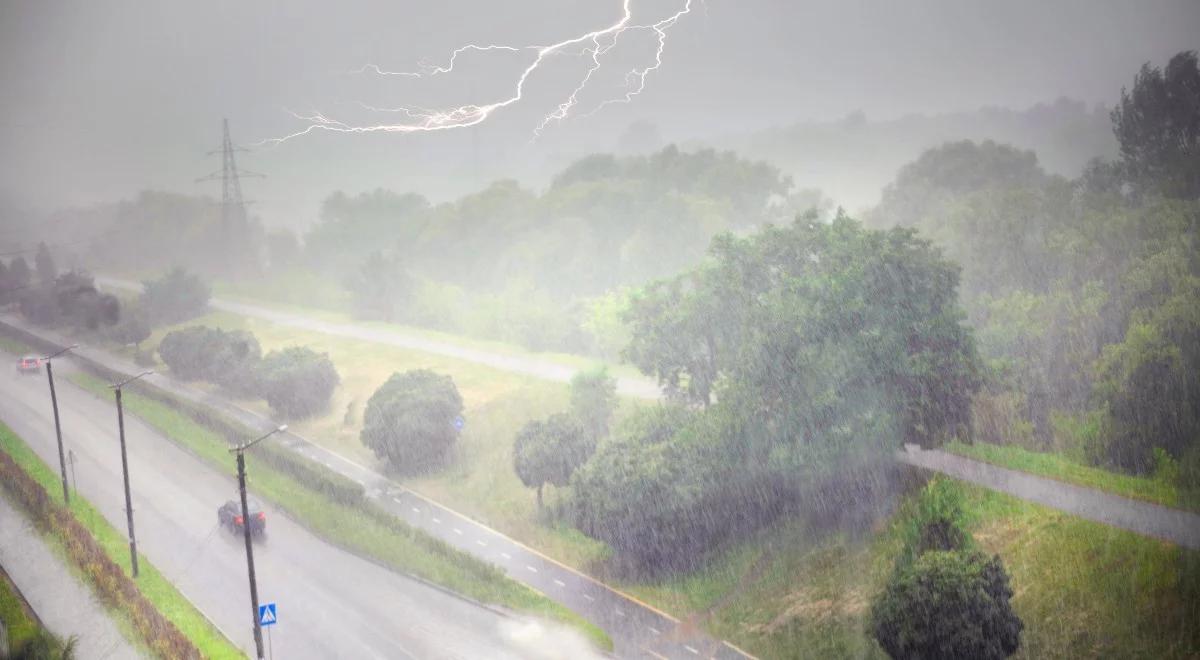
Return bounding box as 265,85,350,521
0,228,127,258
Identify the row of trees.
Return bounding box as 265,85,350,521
158,326,339,419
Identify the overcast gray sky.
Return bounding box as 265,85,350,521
1,0,1197,227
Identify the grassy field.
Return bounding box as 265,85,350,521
0,421,243,659
618,476,1200,659
65,369,612,651
132,308,623,570
0,565,49,655
943,441,1194,512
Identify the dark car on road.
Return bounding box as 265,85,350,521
16,356,41,374
218,497,266,536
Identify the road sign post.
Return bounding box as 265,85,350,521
258,602,276,660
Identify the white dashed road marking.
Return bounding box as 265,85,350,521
453,528,463,535
684,646,699,655
476,540,487,547
526,565,538,573
553,579,565,587
649,627,660,635
615,609,625,617
432,517,442,524
500,552,512,560
583,594,595,602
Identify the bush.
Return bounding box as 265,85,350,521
361,370,463,474
140,268,210,325
871,550,1023,660
106,303,152,348
158,326,261,393
257,347,339,418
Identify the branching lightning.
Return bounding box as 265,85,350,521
262,0,693,145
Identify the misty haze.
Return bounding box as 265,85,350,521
0,1,1197,659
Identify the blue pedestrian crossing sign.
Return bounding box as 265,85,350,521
258,602,277,627
453,415,465,432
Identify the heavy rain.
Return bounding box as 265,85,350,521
0,1,1198,658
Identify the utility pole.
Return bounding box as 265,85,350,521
230,425,287,660
42,345,77,504
110,371,153,578
196,119,263,273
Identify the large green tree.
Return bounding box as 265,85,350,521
361,370,463,473
1112,50,1200,200
513,413,593,509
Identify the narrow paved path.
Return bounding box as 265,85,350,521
897,447,1200,549
97,277,663,400
0,495,144,660
1,315,751,660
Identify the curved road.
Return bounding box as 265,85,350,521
0,359,561,660
1,315,750,659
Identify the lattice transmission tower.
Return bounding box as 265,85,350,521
197,118,263,272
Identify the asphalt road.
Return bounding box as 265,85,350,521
0,359,554,660
0,495,143,659
0,315,751,659
97,277,663,400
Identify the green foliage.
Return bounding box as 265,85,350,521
1112,50,1200,200
140,268,210,325
33,243,56,286
346,251,413,322
513,413,593,507
257,347,340,418
896,479,974,567
569,366,617,441
8,630,78,660
105,302,152,347
870,550,1023,660
361,370,463,473
157,325,261,394
18,270,119,331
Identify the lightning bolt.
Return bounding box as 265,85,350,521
261,0,693,145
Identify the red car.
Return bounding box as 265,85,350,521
16,356,41,374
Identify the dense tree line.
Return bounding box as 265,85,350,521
865,51,1200,483
303,146,806,352
572,215,980,572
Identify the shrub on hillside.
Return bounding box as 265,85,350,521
157,326,261,393
361,370,463,474
141,268,210,324
871,550,1023,660
257,347,339,418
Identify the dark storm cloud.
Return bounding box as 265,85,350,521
0,0,1196,226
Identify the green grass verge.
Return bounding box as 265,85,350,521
943,441,1192,512
0,422,242,659
0,334,34,356
66,370,612,652
0,567,44,653
621,476,1200,659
